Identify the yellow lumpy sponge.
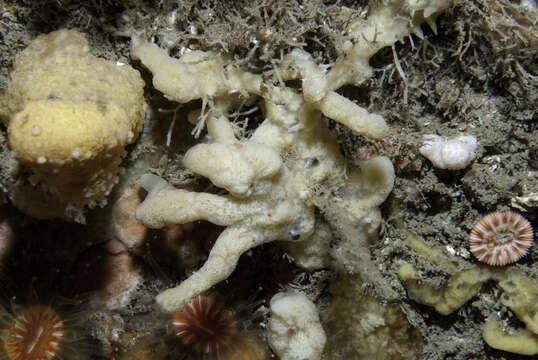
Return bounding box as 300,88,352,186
4,29,146,205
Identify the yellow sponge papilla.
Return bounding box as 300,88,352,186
4,29,146,205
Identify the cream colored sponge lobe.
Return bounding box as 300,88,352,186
268,291,327,360
4,29,145,205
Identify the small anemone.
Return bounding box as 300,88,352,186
170,293,269,360
469,210,533,266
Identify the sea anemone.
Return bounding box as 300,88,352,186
171,294,268,360
469,210,533,266
172,294,238,354
3,304,64,360
0,300,91,360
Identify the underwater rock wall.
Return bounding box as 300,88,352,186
0,0,535,359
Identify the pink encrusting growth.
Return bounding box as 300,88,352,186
469,210,533,266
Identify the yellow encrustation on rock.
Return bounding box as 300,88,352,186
3,29,146,206
398,232,538,355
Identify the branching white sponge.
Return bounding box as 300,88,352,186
133,0,451,314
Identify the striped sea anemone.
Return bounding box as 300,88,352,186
171,294,268,360
0,300,91,360
469,210,533,266
172,294,238,355
4,304,64,360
